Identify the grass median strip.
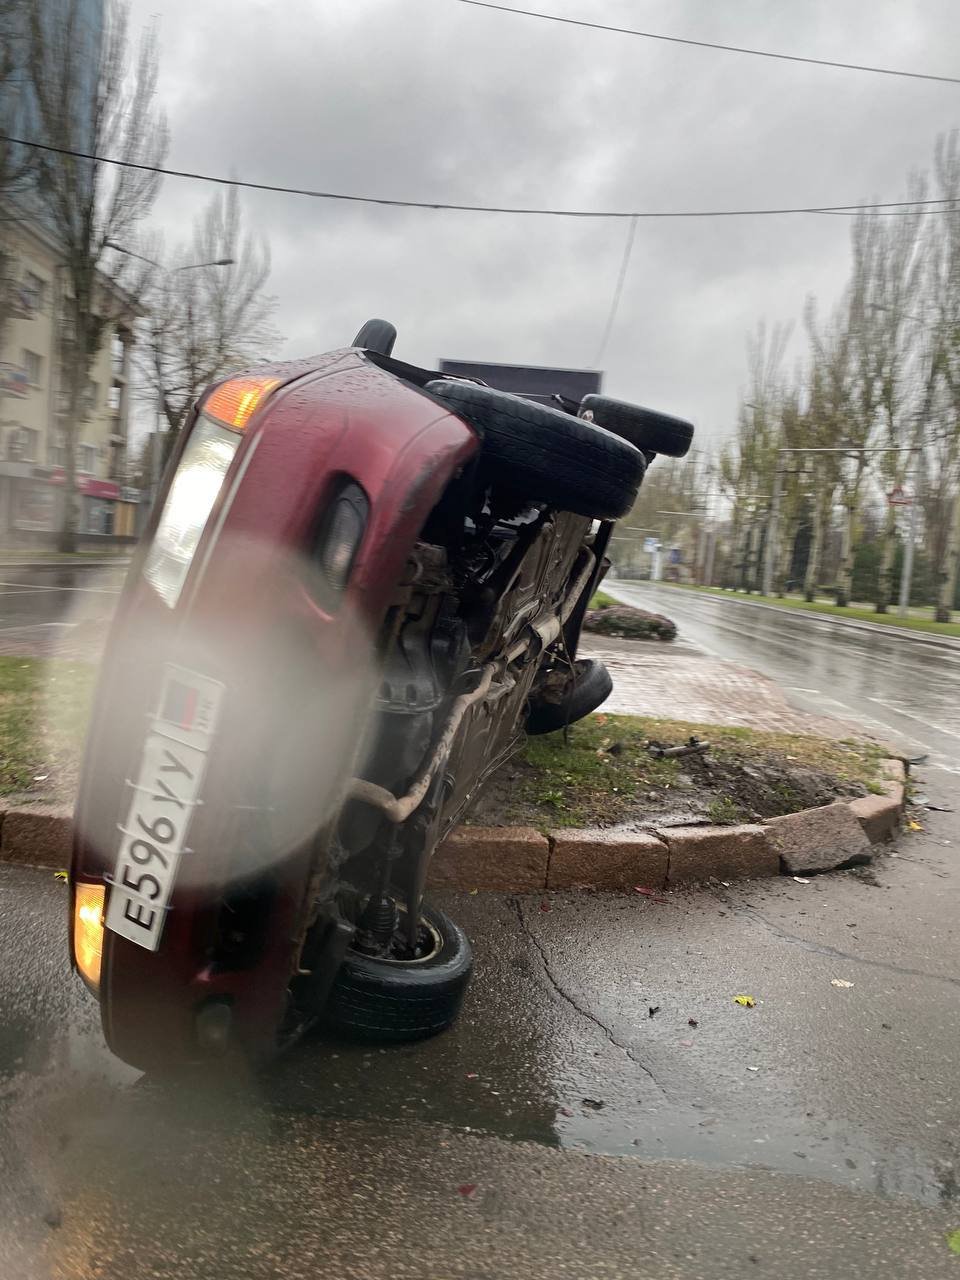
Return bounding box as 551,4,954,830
470,713,887,832
0,657,95,801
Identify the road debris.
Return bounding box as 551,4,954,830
907,819,925,832
457,1184,478,1199
792,876,810,884
648,1005,661,1018
581,1098,605,1110
831,978,855,989
733,994,756,1007
688,1018,699,1027
634,885,668,904
646,735,710,760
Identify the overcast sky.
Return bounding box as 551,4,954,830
127,0,960,444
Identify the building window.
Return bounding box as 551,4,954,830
49,431,66,467
23,272,47,312
18,428,39,462
14,484,55,531
111,330,127,378
23,350,42,385
108,381,122,411
77,443,97,474
5,426,38,461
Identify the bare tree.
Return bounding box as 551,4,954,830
0,0,38,347
136,186,281,457
926,133,960,622
27,0,167,550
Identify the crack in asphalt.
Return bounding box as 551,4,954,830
511,897,668,1097
728,899,960,989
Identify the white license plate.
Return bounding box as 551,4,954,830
105,664,224,951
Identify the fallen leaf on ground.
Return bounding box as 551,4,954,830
907,820,925,832
831,978,855,989
634,886,668,903
559,1106,574,1118
457,1184,478,1199
539,901,551,912
468,888,479,895
946,1229,960,1255
53,870,68,882
733,995,756,1008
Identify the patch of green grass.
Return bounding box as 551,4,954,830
485,713,887,831
651,582,960,638
706,795,746,824
589,590,618,610
866,779,887,795
0,657,95,798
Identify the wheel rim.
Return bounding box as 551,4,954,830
351,910,443,966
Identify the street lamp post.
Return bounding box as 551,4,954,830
105,242,234,508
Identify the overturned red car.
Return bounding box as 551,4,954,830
69,320,693,1070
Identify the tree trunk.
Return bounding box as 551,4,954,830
874,500,899,614
804,498,825,602
57,362,81,554
835,500,856,608
934,485,960,623
775,514,796,596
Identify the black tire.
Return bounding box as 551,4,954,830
580,395,694,459
352,318,397,356
325,904,473,1043
425,380,644,521
526,658,613,735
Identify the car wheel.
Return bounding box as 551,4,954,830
526,657,613,735
324,904,473,1043
579,395,694,458
424,380,645,521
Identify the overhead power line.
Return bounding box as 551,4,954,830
4,134,959,220
451,0,960,87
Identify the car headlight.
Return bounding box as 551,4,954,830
143,417,241,608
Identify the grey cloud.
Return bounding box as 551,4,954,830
128,0,960,441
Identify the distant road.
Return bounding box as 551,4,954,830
607,579,960,774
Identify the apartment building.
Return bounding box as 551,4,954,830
0,210,140,543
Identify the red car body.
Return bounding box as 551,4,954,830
70,348,478,1068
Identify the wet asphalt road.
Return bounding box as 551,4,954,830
0,562,124,658
1,562,959,1275
1,766,959,1277
606,580,960,775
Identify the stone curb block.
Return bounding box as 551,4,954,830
766,800,872,875
430,826,549,892
657,824,778,887
0,762,907,890
547,828,668,891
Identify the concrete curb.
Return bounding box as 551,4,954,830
0,762,908,888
